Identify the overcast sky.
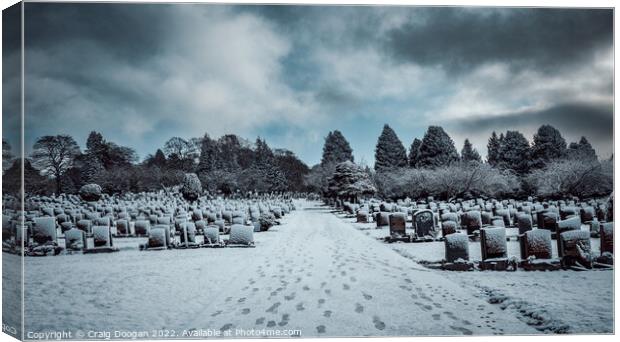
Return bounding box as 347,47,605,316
2,3,613,166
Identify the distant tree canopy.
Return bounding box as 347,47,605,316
8,123,610,202
374,124,408,172
417,126,459,168
568,136,597,161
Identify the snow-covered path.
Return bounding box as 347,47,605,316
20,200,538,338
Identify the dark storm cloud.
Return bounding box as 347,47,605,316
384,8,613,73
449,102,613,141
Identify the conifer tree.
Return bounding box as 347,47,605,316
417,126,459,168
374,124,408,172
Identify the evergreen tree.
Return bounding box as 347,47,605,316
568,136,597,161
530,124,567,168
487,131,500,166
497,130,531,175
374,124,408,172
321,130,354,166
197,134,219,174
417,126,460,168
152,149,167,168
461,139,481,163
408,138,422,168
327,161,376,202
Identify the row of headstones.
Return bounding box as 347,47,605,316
444,223,613,268
4,212,263,253
4,199,292,238
352,199,609,238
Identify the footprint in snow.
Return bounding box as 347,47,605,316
362,293,373,300
316,325,326,333
355,303,364,313
373,316,386,330
323,310,332,317
241,308,251,315
255,317,265,325
296,303,305,311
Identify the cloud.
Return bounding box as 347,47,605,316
384,8,613,74
11,4,613,166
22,3,323,159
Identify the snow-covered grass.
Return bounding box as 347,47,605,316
341,213,613,334
4,200,612,338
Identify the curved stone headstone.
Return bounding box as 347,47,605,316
228,224,254,245
92,226,112,248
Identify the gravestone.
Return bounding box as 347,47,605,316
580,207,595,223
516,213,533,235
134,220,151,236
495,209,511,227
33,217,57,245
480,227,507,260
204,226,220,245
600,222,613,255
228,224,254,246
92,226,113,248
441,221,457,237
440,212,458,224
480,211,493,225
116,219,130,235
356,210,369,223
519,229,552,260
65,228,87,251
414,209,435,239
60,222,73,233
375,212,390,227
559,230,592,268
444,233,469,262
148,227,168,249
460,211,482,235
389,213,407,238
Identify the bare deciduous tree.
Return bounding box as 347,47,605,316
31,135,81,193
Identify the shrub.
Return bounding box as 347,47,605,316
181,173,202,201
79,183,102,202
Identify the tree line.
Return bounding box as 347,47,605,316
307,124,612,201
1,123,612,201
2,131,309,196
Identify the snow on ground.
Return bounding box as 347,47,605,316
342,213,614,334
5,200,612,338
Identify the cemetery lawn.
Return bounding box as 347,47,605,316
8,200,611,338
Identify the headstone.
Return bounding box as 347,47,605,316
116,219,130,235
228,224,254,245
65,228,87,250
389,213,407,238
180,222,197,244
580,207,595,223
204,226,220,245
441,221,457,237
444,233,469,262
148,227,168,248
134,220,151,236
460,211,482,235
414,209,436,238
60,222,73,233
480,227,507,260
33,217,57,245
600,222,613,255
519,229,552,260
375,212,390,227
356,210,369,223
92,226,113,247
559,230,591,268
516,213,533,235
